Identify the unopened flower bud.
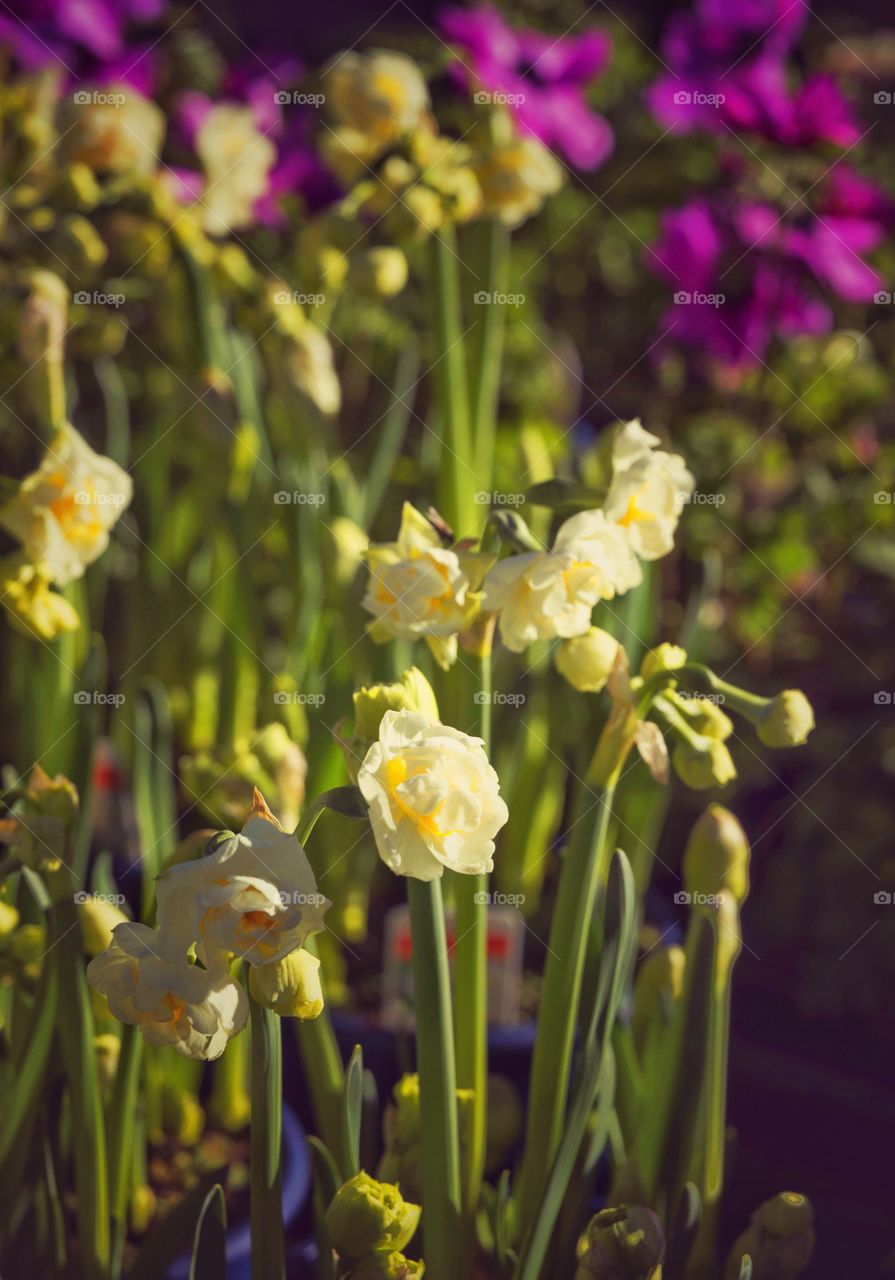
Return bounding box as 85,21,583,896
672,738,736,790
724,1191,814,1280
756,691,814,749
160,1083,205,1145
353,669,439,742
632,945,685,1054
0,900,21,938
325,1171,421,1260
248,948,324,1020
683,805,750,904
349,247,409,298
130,1184,156,1234
78,894,128,956
640,644,687,681
576,1204,665,1279
556,628,620,693
328,516,369,584
94,1032,120,1090
350,1252,425,1279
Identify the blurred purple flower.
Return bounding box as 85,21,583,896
647,0,860,147
0,0,165,80
439,4,613,169
647,171,889,369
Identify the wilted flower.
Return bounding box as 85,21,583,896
483,510,641,653
441,4,613,169
473,135,563,227
0,424,132,586
556,627,620,693
0,553,81,640
87,922,248,1060
358,710,508,881
248,947,324,1019
325,1171,421,1260
603,420,694,561
362,503,492,670
155,796,329,966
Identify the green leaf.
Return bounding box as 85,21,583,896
663,1181,702,1280
189,1184,227,1280
129,1173,224,1280
308,1139,339,1280
341,1044,364,1180
525,479,606,512
0,964,58,1172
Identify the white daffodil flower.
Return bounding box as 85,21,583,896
323,49,432,172
358,709,508,881
196,104,277,236
604,419,695,561
482,509,641,653
87,922,247,1061
362,503,492,669
0,424,132,586
155,810,329,968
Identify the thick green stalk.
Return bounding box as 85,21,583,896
408,878,462,1280
452,650,491,1236
249,993,284,1280
108,1023,143,1277
469,220,510,489
430,227,476,538
516,780,617,1229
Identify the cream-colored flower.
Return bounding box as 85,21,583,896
284,321,341,417
555,627,620,693
324,50,431,160
196,104,276,236
362,503,492,669
474,136,563,228
0,425,131,586
87,922,247,1060
65,86,165,175
155,809,329,967
604,419,695,560
358,710,508,881
0,553,81,640
482,510,641,653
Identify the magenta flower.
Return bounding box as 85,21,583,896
0,0,165,78
647,0,859,148
646,170,890,370
439,4,613,169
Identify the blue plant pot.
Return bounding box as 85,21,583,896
166,1103,311,1280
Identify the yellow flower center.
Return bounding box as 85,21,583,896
385,755,447,837
617,489,651,528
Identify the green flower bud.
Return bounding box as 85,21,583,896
94,1032,120,1090
348,247,409,298
669,690,733,741
556,628,620,693
640,644,687,682
328,516,369,585
576,1204,665,1279
756,691,814,749
378,1074,473,1205
325,1172,421,1260
672,737,736,790
349,1252,425,1279
129,1184,156,1234
683,805,750,904
248,948,324,1020
353,669,439,742
78,894,128,956
0,899,21,939
632,945,685,1054
160,1083,205,1146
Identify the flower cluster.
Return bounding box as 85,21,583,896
87,794,329,1058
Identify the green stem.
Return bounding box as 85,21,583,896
430,227,476,539
108,1023,143,1278
469,220,510,490
516,779,617,1229
408,878,462,1280
295,1002,345,1160
250,992,284,1280
452,650,492,1240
